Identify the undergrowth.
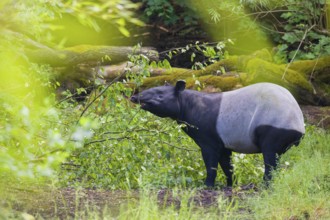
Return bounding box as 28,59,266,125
250,127,330,219
69,127,330,220
1,125,328,219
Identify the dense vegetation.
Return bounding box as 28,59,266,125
0,0,329,219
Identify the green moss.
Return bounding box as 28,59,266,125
142,75,171,88
166,68,195,78
142,68,191,88
138,50,328,105
142,55,313,93
197,75,239,91
245,58,312,91
251,48,273,62
65,45,102,53
285,56,330,76
142,68,240,92
235,49,273,71
200,56,239,76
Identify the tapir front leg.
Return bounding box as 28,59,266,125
219,149,233,186
201,148,219,187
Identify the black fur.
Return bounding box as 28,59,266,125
254,125,304,182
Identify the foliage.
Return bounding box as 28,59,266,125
0,41,91,181
57,53,207,189
0,3,67,178
141,0,198,27
142,0,330,62
2,127,328,219
0,0,142,43
0,0,56,39
59,102,205,189
270,0,330,62
56,0,144,37
80,128,329,219
0,0,143,182
163,40,231,70
204,0,330,61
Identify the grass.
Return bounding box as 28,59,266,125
0,126,329,219
249,127,330,219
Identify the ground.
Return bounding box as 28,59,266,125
2,185,257,219
301,105,330,129
1,105,329,219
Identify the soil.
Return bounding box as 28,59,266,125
301,105,330,129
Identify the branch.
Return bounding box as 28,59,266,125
85,137,130,146
3,29,53,50
312,27,330,36
78,65,130,120
282,24,316,80
162,141,198,152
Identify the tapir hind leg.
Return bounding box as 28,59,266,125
261,151,278,183
255,125,304,184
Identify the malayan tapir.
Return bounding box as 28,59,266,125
130,80,305,187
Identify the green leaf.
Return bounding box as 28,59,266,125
190,52,196,62
118,26,130,37
282,33,300,44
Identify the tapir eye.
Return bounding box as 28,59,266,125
156,90,165,98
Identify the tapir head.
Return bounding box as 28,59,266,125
130,80,186,118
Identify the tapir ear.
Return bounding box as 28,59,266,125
175,80,186,94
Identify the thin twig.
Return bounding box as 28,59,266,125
61,162,81,167
282,24,316,80
162,141,198,152
309,54,321,82
78,69,128,121
55,84,96,106
85,137,130,146
101,128,154,135
27,148,65,163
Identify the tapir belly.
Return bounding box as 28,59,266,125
216,116,260,153
222,135,259,153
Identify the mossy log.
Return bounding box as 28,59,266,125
26,45,159,67
100,49,330,105
5,29,159,67
53,46,329,105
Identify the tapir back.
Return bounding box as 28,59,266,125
216,83,305,153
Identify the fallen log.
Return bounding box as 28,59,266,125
4,29,159,67
98,50,330,105
51,45,329,106
26,45,159,67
